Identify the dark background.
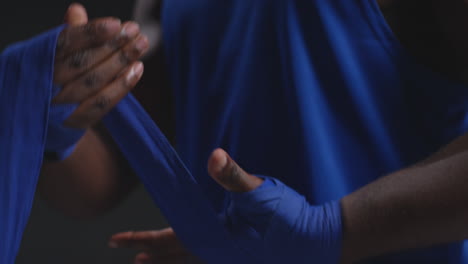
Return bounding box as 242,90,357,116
1,1,169,263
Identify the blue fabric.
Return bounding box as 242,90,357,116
225,176,342,263
0,27,242,264
103,93,344,263
256,177,275,190
1,26,342,264
101,94,245,263
44,85,84,160
0,27,62,264
0,28,244,264
162,0,468,263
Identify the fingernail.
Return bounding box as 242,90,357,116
135,36,149,52
126,62,144,83
213,149,228,175
121,22,140,38
134,62,144,76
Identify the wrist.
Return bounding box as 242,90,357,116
45,86,86,160
263,179,343,264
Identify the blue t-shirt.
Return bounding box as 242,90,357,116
162,0,468,262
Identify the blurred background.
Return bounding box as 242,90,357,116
1,1,169,263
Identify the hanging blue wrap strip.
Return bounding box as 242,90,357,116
44,85,83,160
0,26,63,264
102,95,247,263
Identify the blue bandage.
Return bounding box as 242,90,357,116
224,177,343,264
44,85,85,160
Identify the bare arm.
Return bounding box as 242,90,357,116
341,1,468,260
341,133,468,262
39,127,137,218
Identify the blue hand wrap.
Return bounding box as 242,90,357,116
44,85,85,160
224,177,343,264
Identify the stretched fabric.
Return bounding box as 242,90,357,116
103,94,246,263
0,28,246,264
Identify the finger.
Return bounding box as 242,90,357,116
110,228,175,244
134,252,154,264
64,61,144,129
109,228,186,255
135,252,202,264
54,22,142,86
55,33,148,103
64,3,88,25
56,17,122,60
207,148,264,192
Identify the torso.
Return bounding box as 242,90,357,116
137,0,468,137
158,0,468,199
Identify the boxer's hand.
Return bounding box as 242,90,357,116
53,4,149,129
107,149,263,264
109,149,341,264
109,228,202,264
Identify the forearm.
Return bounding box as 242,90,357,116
340,134,468,262
39,125,138,218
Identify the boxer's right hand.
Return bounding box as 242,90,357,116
52,4,149,129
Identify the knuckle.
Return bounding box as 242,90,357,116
121,45,142,64
83,73,101,89
68,51,89,69
230,164,242,182
83,23,102,45
222,160,242,188
93,95,111,111
130,47,143,59
119,50,131,65
107,38,123,49
85,20,116,41
83,23,99,36
109,74,119,83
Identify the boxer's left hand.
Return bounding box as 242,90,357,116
44,4,148,159
53,3,148,129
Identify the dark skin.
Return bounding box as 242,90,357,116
39,0,468,263
39,4,148,217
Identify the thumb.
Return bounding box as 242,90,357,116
64,3,88,25
207,148,264,192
